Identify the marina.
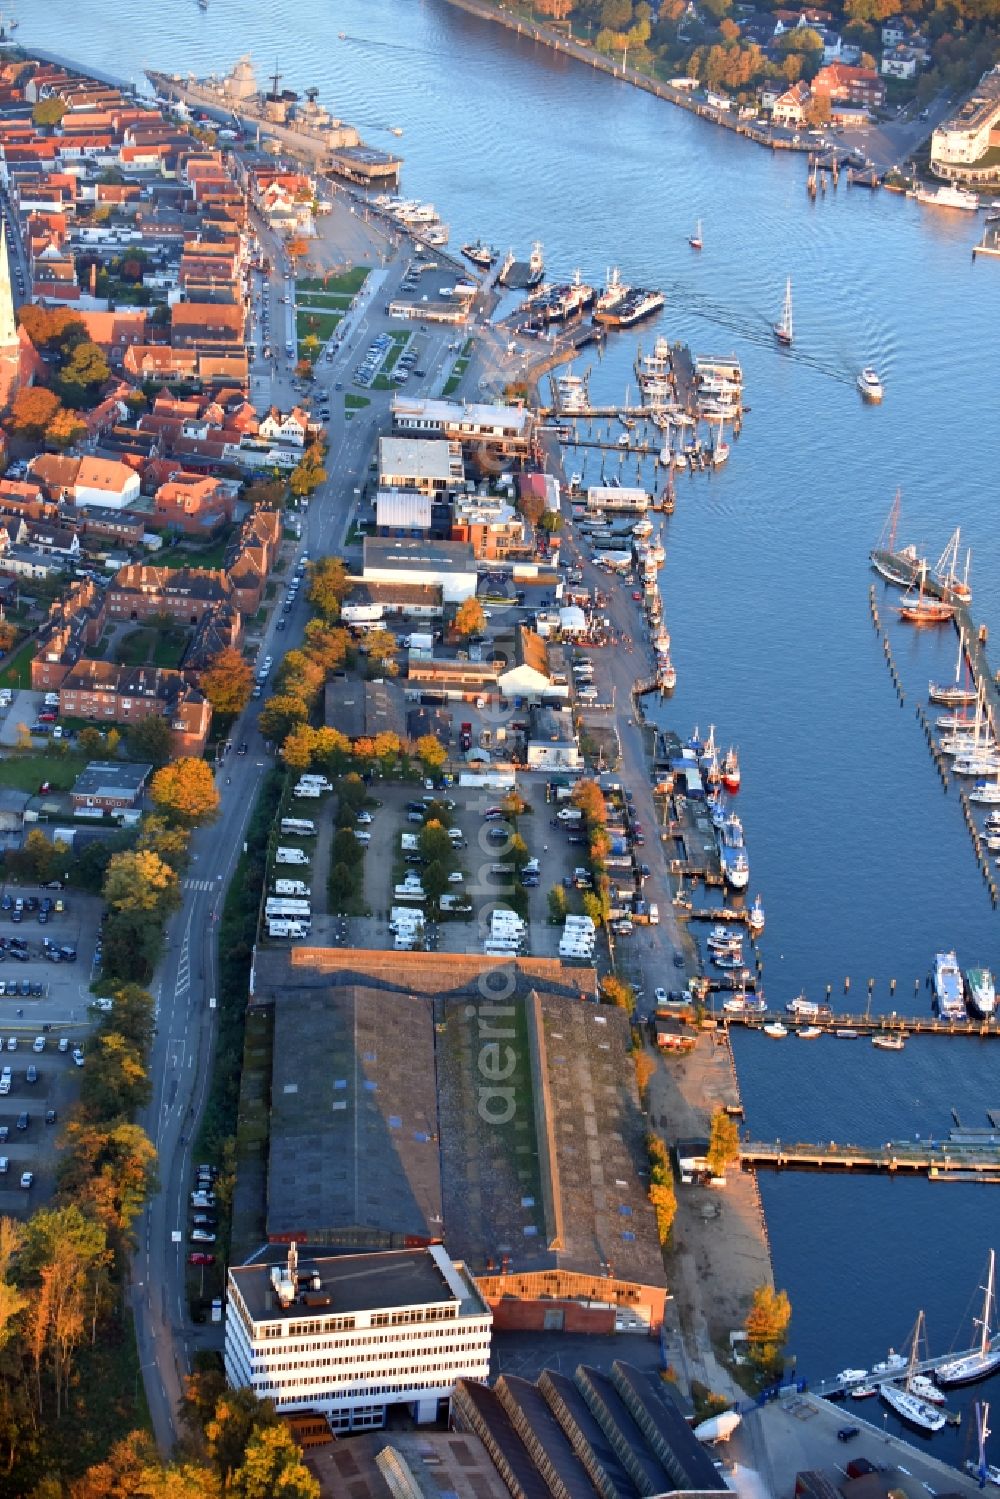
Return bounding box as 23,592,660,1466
740,1136,1000,1182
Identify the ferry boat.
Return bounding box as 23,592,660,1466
595,287,666,329
914,182,980,212
773,277,793,346
461,239,497,269
593,266,629,320
719,813,750,890
935,1253,1000,1387
529,267,596,323
933,951,966,1019
965,968,997,1016
857,366,884,403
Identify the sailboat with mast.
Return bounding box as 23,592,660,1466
929,629,977,706
934,527,973,604
934,1250,1000,1387
878,1311,947,1432
870,490,926,587
898,560,955,625
965,1403,1000,1488
689,218,703,251
774,278,793,346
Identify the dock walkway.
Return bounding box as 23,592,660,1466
742,1137,1000,1181
724,1008,1000,1037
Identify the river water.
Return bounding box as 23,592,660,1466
24,0,1000,1460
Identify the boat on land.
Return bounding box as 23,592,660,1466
933,951,966,1020
935,1251,1000,1387
879,1311,947,1433
872,1032,905,1051
773,278,793,345
689,218,703,250
966,966,997,1017
898,562,955,624
858,367,884,403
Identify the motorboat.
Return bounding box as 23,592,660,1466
933,950,966,1020
935,1252,1000,1387
461,239,497,269
837,1369,869,1385
872,1032,905,1051
909,1374,947,1405
858,367,884,403
797,1026,823,1039
712,951,746,970
966,967,997,1017
970,778,1000,804
748,895,765,933
835,1029,860,1039
850,1383,878,1399
879,1382,946,1433
786,994,820,1017
984,813,1000,833
872,1352,907,1374
762,1022,788,1038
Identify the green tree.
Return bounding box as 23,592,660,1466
150,758,220,827
77,726,105,758
258,694,309,743
81,1030,152,1118
508,833,531,870
706,1106,740,1177
744,1285,792,1370
200,646,254,716
126,713,172,767
454,596,485,636
419,820,455,868
6,828,69,886
581,891,605,926
306,556,350,621
56,340,111,408
547,884,567,923
332,827,363,868
203,1389,280,1485
328,862,357,911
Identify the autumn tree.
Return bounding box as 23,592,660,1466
150,758,220,827
517,489,546,527
454,597,485,637
56,340,111,408
302,619,350,672
136,814,191,874
706,1106,740,1177
601,975,636,1014
46,406,87,450
58,1119,158,1238
275,649,325,705
547,885,567,923
81,1029,152,1118
290,452,326,498
571,777,607,825
9,387,61,440
229,1422,319,1499
279,722,319,773
259,694,309,743
647,1134,676,1244
200,646,254,717
19,1206,110,1419
415,733,447,774
634,1050,656,1104
744,1285,792,1370
306,556,349,620
32,97,67,127
362,627,397,674
103,849,181,916
16,304,86,351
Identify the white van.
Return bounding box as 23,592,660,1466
293,783,322,799
276,847,310,866
280,818,316,836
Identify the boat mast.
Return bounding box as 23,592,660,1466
978,1250,996,1358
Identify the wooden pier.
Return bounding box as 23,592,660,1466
741,1136,1000,1182
724,1008,1000,1038
810,1347,980,1400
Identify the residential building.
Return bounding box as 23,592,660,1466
812,62,886,108
73,456,142,511
257,406,312,448
771,80,812,126
106,563,234,626
881,47,919,79
391,396,533,460
451,493,525,560
58,660,212,756
378,437,464,496
340,581,444,624
224,1242,492,1432
71,760,153,812
931,67,1000,181
362,538,477,605
153,474,235,535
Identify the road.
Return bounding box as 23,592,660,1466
131,184,502,1452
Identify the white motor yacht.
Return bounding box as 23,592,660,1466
858,367,884,403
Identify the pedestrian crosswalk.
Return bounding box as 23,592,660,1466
182,879,214,892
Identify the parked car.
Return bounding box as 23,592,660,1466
188,1252,215,1266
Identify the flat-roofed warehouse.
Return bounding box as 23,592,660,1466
251,949,666,1335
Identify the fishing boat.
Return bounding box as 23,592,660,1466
935,1251,1000,1387
965,1403,1000,1488
762,1021,788,1038
965,967,997,1017
748,895,765,933
719,812,750,890
879,1311,947,1433
858,367,884,403
872,1032,905,1051
689,218,703,250
934,527,972,603
929,629,976,706
774,277,793,346
721,747,741,792
898,562,955,625
933,951,966,1019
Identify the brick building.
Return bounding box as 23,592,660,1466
58,660,212,756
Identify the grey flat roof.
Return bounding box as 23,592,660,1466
265,984,443,1244
71,761,153,797
379,437,458,485
363,537,475,573
231,1247,457,1324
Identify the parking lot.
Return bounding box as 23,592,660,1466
0,886,104,1216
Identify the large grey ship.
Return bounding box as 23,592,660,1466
146,56,402,184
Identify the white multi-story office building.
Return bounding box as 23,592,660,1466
224,1243,492,1433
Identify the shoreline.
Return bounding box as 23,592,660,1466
437,0,817,158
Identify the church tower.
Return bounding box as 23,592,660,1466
0,223,22,411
